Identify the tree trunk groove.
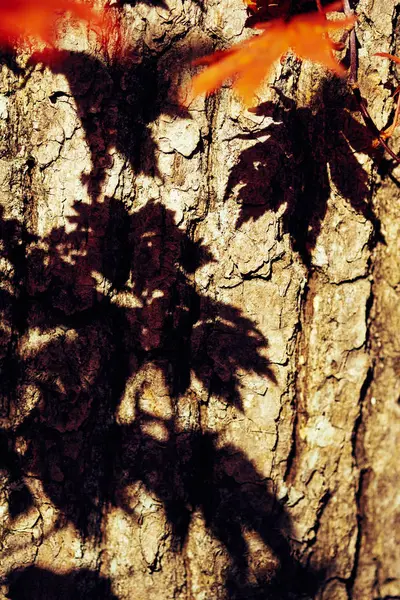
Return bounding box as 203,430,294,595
0,0,399,598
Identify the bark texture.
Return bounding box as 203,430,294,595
0,0,399,598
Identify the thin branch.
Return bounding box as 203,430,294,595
352,85,400,163
344,1,400,162
343,0,357,83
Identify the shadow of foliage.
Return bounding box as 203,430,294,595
6,566,118,600
0,429,35,518
27,40,210,199
112,0,169,8
116,421,323,598
0,192,320,596
0,26,330,599
226,80,383,265
0,195,303,596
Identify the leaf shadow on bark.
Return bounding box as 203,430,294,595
115,420,324,598
27,38,212,199
0,48,25,76
114,0,169,8
225,78,384,266
112,0,205,8
28,49,162,197
5,566,118,600
0,38,325,599
0,428,35,519
0,201,325,599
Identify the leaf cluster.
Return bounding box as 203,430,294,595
192,2,355,105
190,0,400,161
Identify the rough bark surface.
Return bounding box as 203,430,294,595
0,0,399,598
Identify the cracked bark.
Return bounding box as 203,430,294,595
0,0,399,599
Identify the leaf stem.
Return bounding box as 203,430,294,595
352,85,400,164
343,0,357,84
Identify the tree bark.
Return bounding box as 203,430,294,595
0,0,399,598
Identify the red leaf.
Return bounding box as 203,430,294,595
0,0,104,46
191,3,356,105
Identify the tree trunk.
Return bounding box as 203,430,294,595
0,1,399,598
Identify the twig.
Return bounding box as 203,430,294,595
345,0,400,162
352,85,400,163
343,0,357,83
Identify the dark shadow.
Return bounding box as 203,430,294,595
0,206,38,415
116,418,323,597
0,429,35,518
226,80,383,265
0,48,24,76
27,39,211,199
6,566,118,600
28,49,162,195
0,190,314,596
110,0,205,9
244,0,346,28
112,0,169,8
20,197,274,403
0,194,289,593
0,30,331,598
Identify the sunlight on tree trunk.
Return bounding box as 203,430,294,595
0,1,399,599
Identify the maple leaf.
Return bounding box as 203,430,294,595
0,0,104,47
191,4,356,105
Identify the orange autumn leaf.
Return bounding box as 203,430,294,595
374,52,400,66
192,4,356,105
0,0,104,46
